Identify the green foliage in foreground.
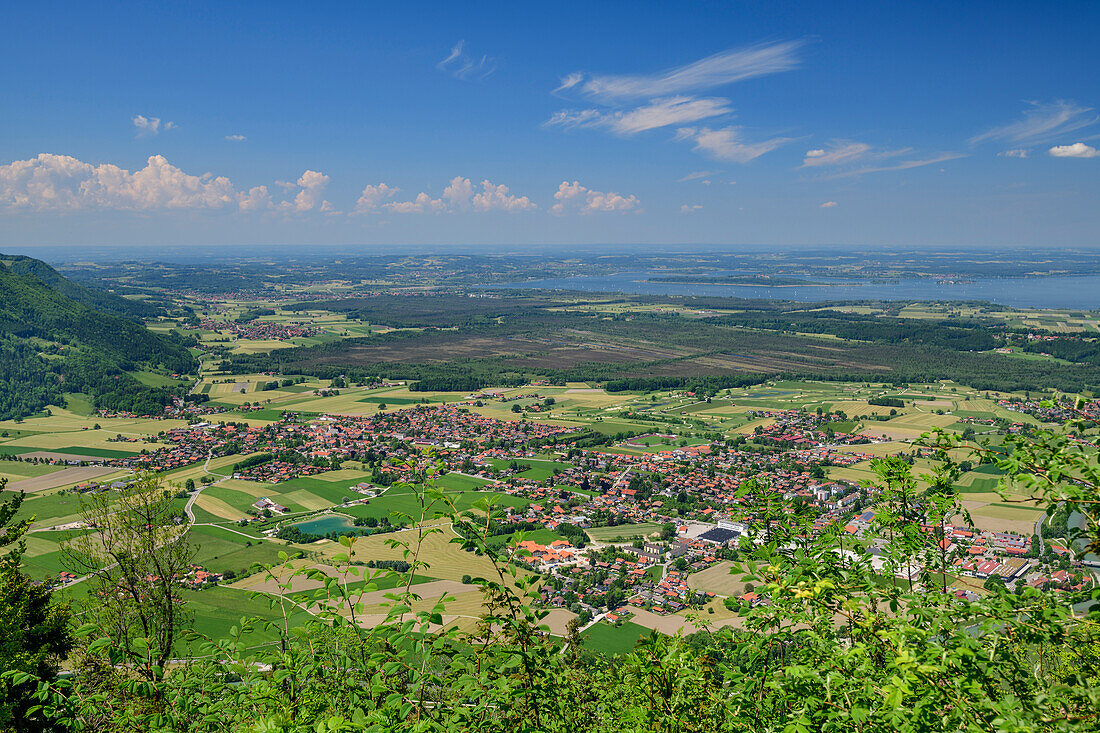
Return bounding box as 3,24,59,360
4,406,1100,731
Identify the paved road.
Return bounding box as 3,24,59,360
611,468,633,491
1034,512,1046,556
450,470,500,483
183,450,232,524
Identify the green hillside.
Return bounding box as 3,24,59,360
1,254,155,319
0,253,197,419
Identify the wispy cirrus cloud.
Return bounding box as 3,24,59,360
823,152,964,179
437,40,497,81
554,72,584,95
558,40,803,102
677,170,716,182
801,141,876,167
548,42,800,165
675,126,794,163
546,96,732,136
798,140,961,178
970,100,1097,146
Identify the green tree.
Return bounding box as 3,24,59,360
0,569,72,730
0,480,30,568
0,477,72,730
63,473,195,687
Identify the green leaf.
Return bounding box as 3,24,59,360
87,637,113,653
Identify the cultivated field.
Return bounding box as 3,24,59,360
686,561,748,597
5,466,119,493
585,523,663,542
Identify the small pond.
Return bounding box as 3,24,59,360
293,514,355,535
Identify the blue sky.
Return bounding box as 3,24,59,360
2,0,1099,250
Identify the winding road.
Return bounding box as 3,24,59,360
182,450,231,524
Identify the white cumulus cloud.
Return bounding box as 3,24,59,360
471,180,536,211
361,177,535,214
0,153,335,215
353,183,400,214
282,170,331,213
680,204,703,213
238,185,272,212
442,176,475,207
1049,142,1099,158
132,115,176,136
387,192,447,214
820,200,838,208
1,153,238,211
225,134,247,142
551,181,639,215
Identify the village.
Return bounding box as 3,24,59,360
27,397,1086,619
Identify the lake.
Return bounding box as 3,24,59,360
489,271,1100,310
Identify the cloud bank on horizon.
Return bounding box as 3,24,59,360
0,153,632,218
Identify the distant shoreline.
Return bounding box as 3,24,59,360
645,275,826,287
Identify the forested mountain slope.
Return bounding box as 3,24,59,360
0,254,197,420
1,254,155,319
